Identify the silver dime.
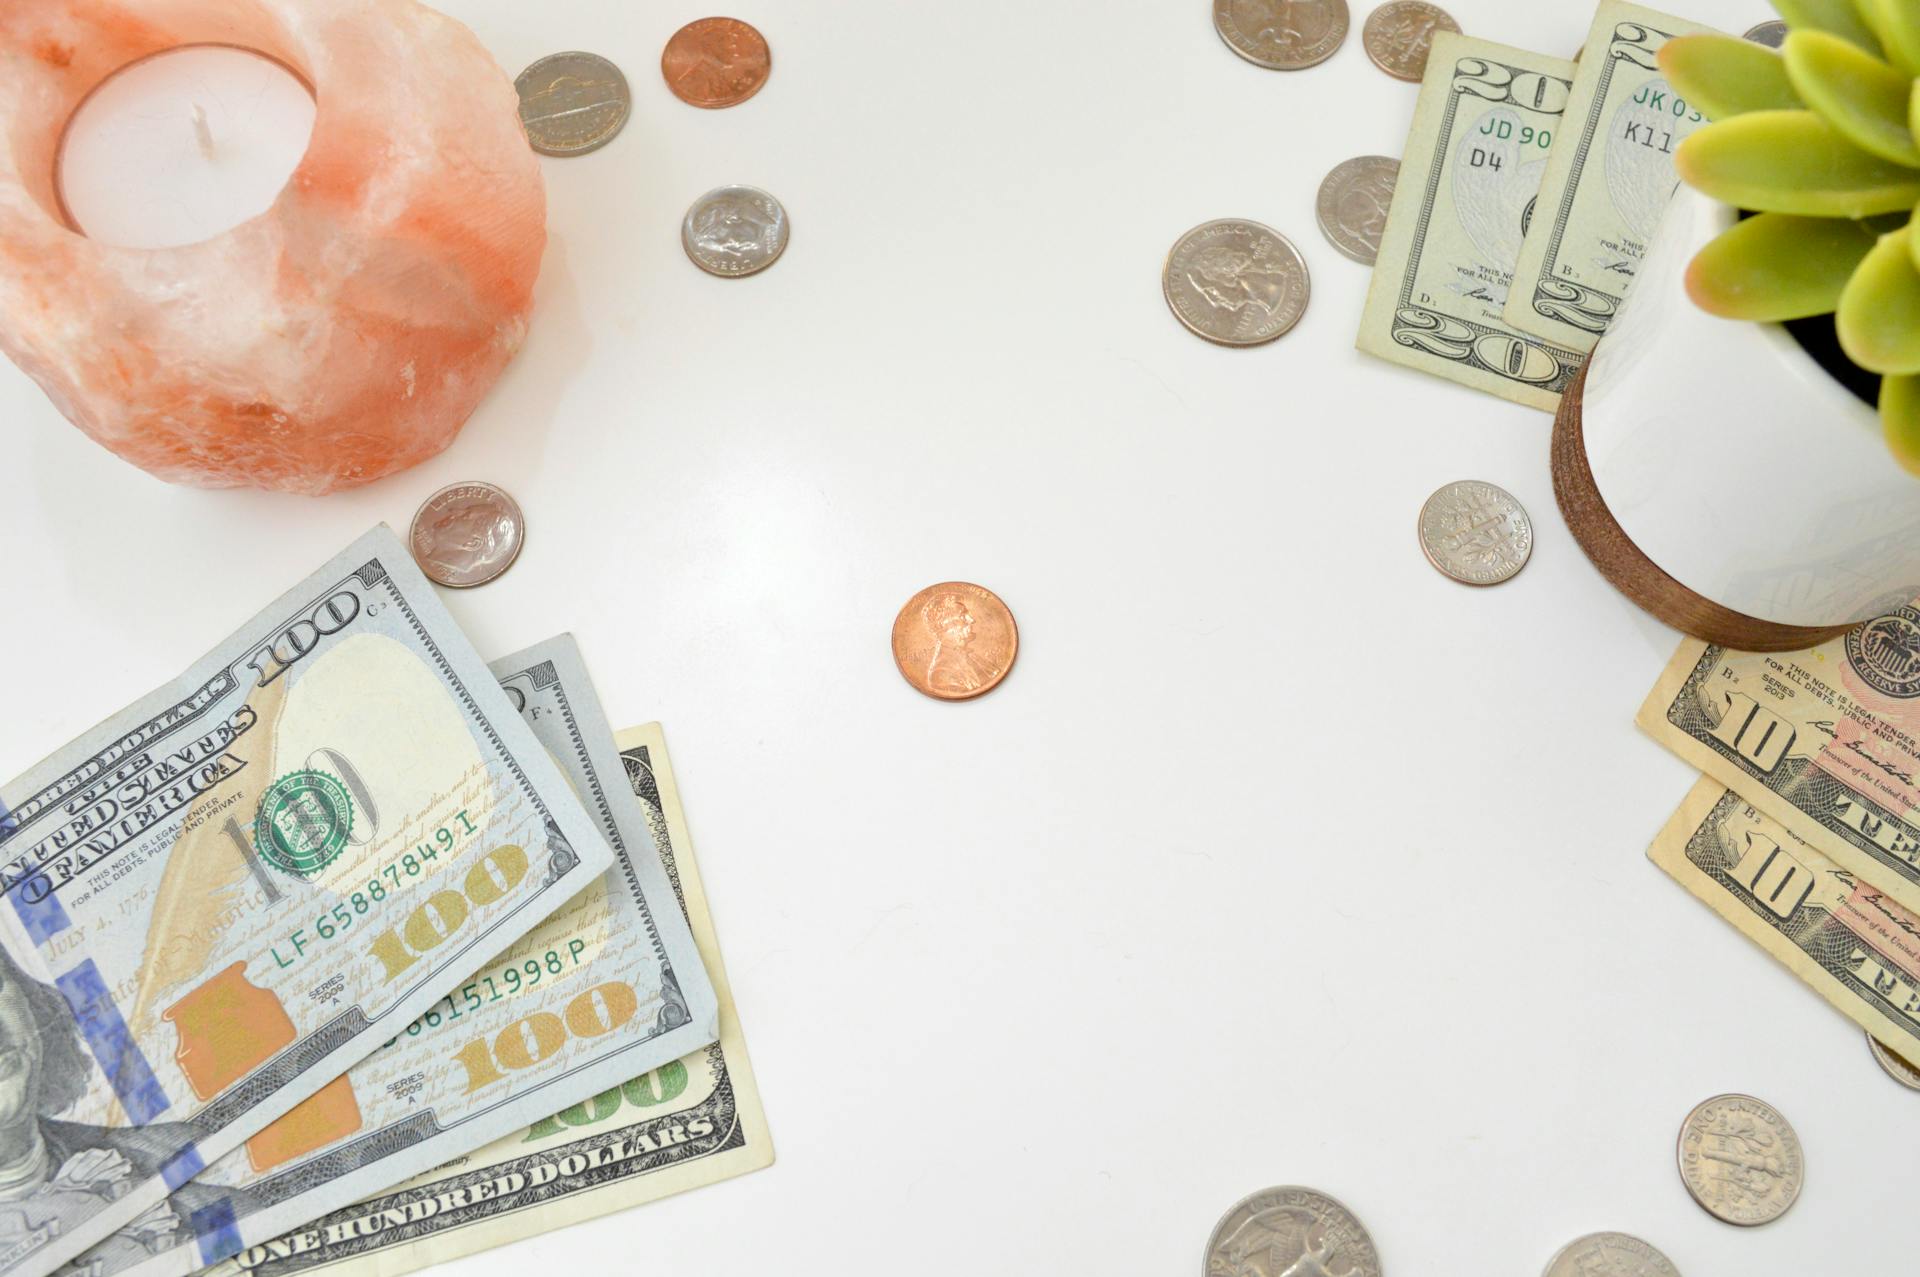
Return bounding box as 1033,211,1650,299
682,185,790,278
1417,480,1533,586
516,52,631,157
410,482,526,589
1204,1187,1380,1277
1213,0,1351,71
1316,155,1399,264
1163,220,1310,347
1542,1232,1680,1277
1362,2,1461,81
1744,20,1789,48
1868,1030,1920,1091
1676,1093,1804,1226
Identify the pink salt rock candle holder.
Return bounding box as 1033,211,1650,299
0,0,547,495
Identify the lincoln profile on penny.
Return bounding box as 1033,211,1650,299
0,946,244,1266
921,593,999,698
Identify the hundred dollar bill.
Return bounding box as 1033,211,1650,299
208,724,770,1277
62,639,720,1277
1638,608,1920,918
1504,1,1716,352
1651,779,1920,1064
0,528,614,1277
1357,32,1587,411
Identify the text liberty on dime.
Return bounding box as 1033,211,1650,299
1163,220,1310,346
892,583,1018,702
516,52,631,156
683,186,790,277
410,481,526,588
1204,1187,1380,1277
1212,0,1351,70
1743,20,1789,48
1316,156,1399,264
1868,1030,1920,1091
1417,481,1533,586
1676,1094,1804,1226
1361,2,1460,81
1542,1232,1680,1277
661,17,772,108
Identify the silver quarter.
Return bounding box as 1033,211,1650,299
1417,481,1533,586
1163,220,1310,347
1743,20,1789,48
1676,1093,1804,1226
1362,2,1461,81
1868,1031,1920,1091
682,185,790,278
1213,0,1351,70
410,482,526,589
1316,156,1399,264
516,52,631,157
1542,1232,1680,1277
1204,1187,1381,1277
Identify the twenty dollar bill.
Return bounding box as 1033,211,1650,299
1505,1,1715,352
1358,31,1586,411
210,724,771,1277
1638,610,1920,918
0,528,614,1277
64,638,721,1277
1651,779,1920,1064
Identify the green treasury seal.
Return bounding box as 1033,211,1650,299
255,770,356,876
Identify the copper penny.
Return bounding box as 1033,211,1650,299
661,18,772,109
891,583,1018,702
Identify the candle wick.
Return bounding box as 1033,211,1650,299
191,103,215,160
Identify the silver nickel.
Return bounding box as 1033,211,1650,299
1317,155,1400,264
410,482,526,589
1204,1187,1380,1277
1542,1232,1681,1277
1163,220,1310,346
1676,1093,1804,1226
1362,2,1461,81
1213,0,1351,70
683,185,791,278
1417,480,1533,586
1868,1030,1920,1091
1743,20,1790,48
516,52,631,157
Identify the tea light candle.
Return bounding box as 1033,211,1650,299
58,46,315,250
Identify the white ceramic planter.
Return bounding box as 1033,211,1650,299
1556,186,1920,646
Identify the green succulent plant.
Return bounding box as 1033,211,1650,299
1659,0,1920,474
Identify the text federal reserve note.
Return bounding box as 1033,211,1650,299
1639,612,1920,917
1357,32,1586,411
1504,1,1715,352
209,724,770,1277
0,528,613,1277
1651,779,1920,1064
63,639,720,1277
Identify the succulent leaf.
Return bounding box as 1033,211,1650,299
1783,31,1920,164
1685,213,1881,319
1856,0,1920,75
1882,374,1920,474
1659,36,1801,119
1774,0,1885,55
1677,111,1920,216
1839,225,1920,373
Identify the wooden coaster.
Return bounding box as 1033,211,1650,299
1551,366,1852,653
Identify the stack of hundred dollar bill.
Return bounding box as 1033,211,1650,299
0,527,770,1277
1358,0,1726,410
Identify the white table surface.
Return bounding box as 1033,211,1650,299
1,2,1899,1274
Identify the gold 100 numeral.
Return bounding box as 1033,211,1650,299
367,845,529,982
450,981,641,1094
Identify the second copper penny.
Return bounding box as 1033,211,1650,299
661,18,772,109
891,583,1018,702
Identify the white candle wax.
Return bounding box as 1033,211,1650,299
58,46,315,251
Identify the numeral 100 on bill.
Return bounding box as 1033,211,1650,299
450,981,641,1094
